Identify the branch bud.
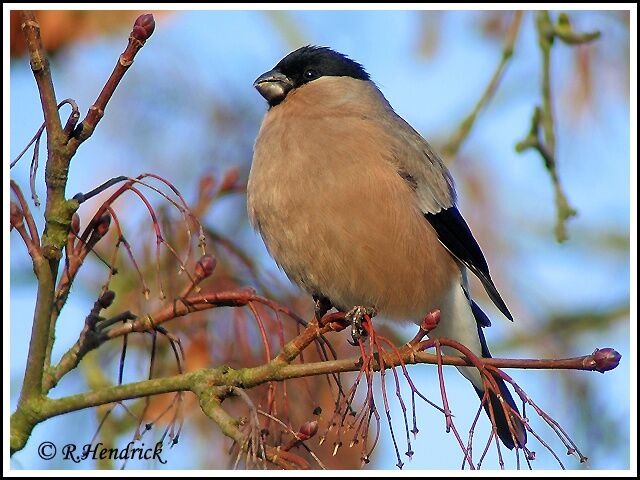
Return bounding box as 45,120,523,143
592,348,621,373
420,309,441,333
199,174,216,200
297,420,318,441
132,14,155,42
219,167,240,193
195,254,217,279
71,212,81,235
96,213,111,237
10,201,24,230
98,290,116,309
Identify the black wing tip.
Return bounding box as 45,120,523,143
468,265,514,322
490,287,514,322
425,206,515,321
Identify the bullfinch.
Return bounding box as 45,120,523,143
248,46,527,450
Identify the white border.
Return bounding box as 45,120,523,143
4,3,637,477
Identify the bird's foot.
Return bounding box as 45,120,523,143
345,306,377,346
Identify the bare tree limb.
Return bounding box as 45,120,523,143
516,11,599,242
11,10,157,460
66,14,155,151
443,11,523,159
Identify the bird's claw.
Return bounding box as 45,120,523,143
345,306,377,345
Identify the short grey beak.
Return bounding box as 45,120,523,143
253,70,293,105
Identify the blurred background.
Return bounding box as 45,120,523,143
9,9,632,471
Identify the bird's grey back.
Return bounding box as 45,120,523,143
367,82,456,215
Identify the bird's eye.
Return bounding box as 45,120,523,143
303,68,318,80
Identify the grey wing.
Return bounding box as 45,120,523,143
386,111,514,321
386,116,457,213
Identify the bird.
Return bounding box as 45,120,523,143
247,45,527,450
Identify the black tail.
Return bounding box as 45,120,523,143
472,301,527,449
473,377,526,449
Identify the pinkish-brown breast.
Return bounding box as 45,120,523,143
248,77,459,319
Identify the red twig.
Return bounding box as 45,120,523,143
106,206,150,296
10,180,40,248
68,14,155,149
433,339,476,469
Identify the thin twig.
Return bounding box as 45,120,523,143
516,11,599,242
67,14,155,150
443,11,523,158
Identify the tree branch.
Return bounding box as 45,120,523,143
12,301,621,457
516,11,599,242
11,11,157,458
16,11,69,408
10,180,40,249
66,13,155,152
19,11,63,147
443,11,523,159
43,290,303,392
103,290,305,339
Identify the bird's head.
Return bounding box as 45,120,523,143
253,46,370,107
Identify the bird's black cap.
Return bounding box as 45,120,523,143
274,45,370,86
254,46,370,107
